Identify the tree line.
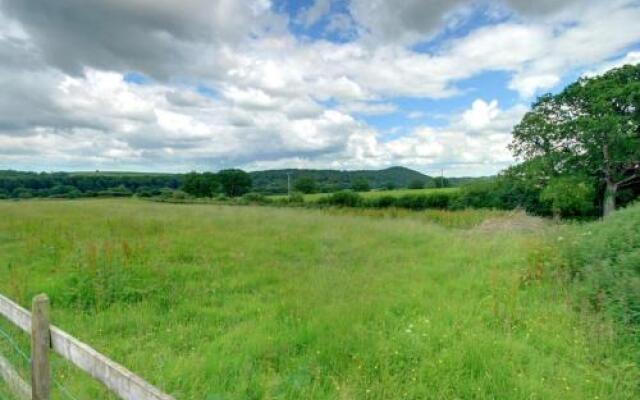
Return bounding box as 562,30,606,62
0,171,181,199
0,168,450,200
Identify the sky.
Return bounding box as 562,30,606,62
0,0,639,176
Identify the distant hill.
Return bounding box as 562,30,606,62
250,166,434,193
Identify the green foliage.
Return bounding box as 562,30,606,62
351,178,371,192
217,169,252,197
293,177,317,194
393,192,455,210
454,179,503,209
510,64,640,214
368,194,397,208
562,202,640,328
540,176,596,218
0,170,181,199
433,176,450,188
182,172,220,197
171,190,188,200
287,192,305,203
318,190,364,207
242,192,270,203
408,179,425,189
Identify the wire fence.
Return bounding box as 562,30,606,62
0,320,81,400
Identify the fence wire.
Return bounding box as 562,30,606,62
0,323,81,400
0,325,29,364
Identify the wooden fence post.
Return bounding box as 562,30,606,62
31,294,50,400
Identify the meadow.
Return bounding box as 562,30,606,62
268,187,458,202
0,199,638,399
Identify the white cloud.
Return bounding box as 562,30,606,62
461,99,500,131
0,0,639,174
583,51,640,77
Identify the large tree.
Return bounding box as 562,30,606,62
217,169,252,197
293,177,317,194
510,64,640,216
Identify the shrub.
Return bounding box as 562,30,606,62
172,190,188,200
158,188,174,199
455,180,502,209
395,193,454,210
351,178,371,192
433,177,450,188
319,190,364,207
215,193,229,202
368,195,397,208
408,179,425,189
287,192,305,204
98,185,132,197
294,177,317,194
242,192,269,203
540,176,596,219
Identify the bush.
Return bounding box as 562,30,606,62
368,195,397,208
215,193,229,202
351,178,371,192
455,180,502,209
294,177,317,194
98,185,132,197
157,188,174,199
395,193,454,210
242,192,269,203
319,190,364,207
172,190,188,200
540,176,595,218
408,179,425,189
384,182,396,190
287,192,305,204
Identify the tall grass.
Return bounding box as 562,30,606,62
268,187,459,202
561,202,640,330
0,199,637,399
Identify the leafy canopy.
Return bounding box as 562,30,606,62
510,64,640,214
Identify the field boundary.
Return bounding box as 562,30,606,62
0,293,174,400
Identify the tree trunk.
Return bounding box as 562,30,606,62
603,180,617,217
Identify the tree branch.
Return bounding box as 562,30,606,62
617,173,640,188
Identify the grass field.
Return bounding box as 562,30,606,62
0,199,638,399
268,187,459,202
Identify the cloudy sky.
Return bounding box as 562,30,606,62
1,0,639,176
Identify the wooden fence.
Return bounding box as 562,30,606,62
0,293,174,400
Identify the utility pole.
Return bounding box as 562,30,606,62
287,172,292,197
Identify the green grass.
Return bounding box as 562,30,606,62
0,199,637,399
269,187,459,202
0,380,19,400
